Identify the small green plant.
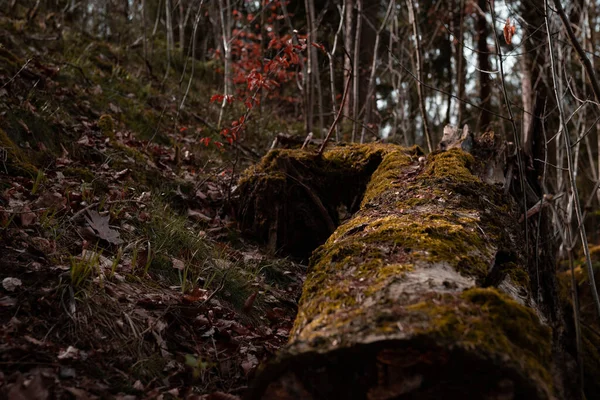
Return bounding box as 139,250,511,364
70,249,100,287
179,262,192,294
39,208,61,240
184,354,212,380
110,246,123,277
31,169,45,195
0,212,16,229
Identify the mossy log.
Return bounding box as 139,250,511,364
238,138,567,399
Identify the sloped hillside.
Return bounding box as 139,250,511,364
0,12,303,399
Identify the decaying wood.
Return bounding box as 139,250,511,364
237,132,583,399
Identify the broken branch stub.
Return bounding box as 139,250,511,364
240,138,557,399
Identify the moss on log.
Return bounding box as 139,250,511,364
239,143,557,399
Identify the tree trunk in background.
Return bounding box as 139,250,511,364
520,0,549,156
407,0,433,152
343,0,355,123
238,135,579,399
351,0,362,142
358,0,377,141
476,0,491,132
455,0,467,125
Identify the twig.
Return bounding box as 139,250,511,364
552,0,600,104
318,69,352,156
202,271,228,305
69,199,147,222
61,62,92,86
1,59,31,89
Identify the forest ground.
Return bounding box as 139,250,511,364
0,14,304,399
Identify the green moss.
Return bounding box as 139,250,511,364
98,114,115,138
422,149,479,184
360,151,413,205
408,288,553,390
0,47,24,74
63,167,95,182
111,141,146,164
0,128,38,176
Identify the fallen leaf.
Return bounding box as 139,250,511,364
243,291,258,313
183,287,208,303
20,206,36,226
85,210,123,245
172,257,185,270
7,371,50,400
2,277,22,292
241,353,258,376
188,209,211,222
0,296,17,307
58,346,80,360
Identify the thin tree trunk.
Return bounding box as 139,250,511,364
351,0,362,142
152,0,162,37
162,0,174,86
304,0,315,136
476,0,491,131
279,0,309,136
178,0,185,56
343,0,355,121
328,4,345,142
406,0,433,152
456,0,466,125
217,0,232,129
360,0,394,143
142,0,149,77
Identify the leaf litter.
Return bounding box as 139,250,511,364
0,17,305,399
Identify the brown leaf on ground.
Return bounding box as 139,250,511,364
242,291,258,313
84,210,123,245
6,371,51,400
20,206,36,226
172,257,185,271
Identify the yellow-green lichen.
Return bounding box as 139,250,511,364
408,288,553,390
97,114,115,138
422,148,479,184
360,151,414,205
62,167,95,182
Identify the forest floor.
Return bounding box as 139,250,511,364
0,14,304,399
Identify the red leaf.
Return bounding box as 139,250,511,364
311,42,326,53
243,291,258,313
210,94,224,103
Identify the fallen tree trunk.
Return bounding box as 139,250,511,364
237,135,579,399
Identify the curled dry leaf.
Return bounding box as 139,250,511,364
503,17,516,45
243,291,258,313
